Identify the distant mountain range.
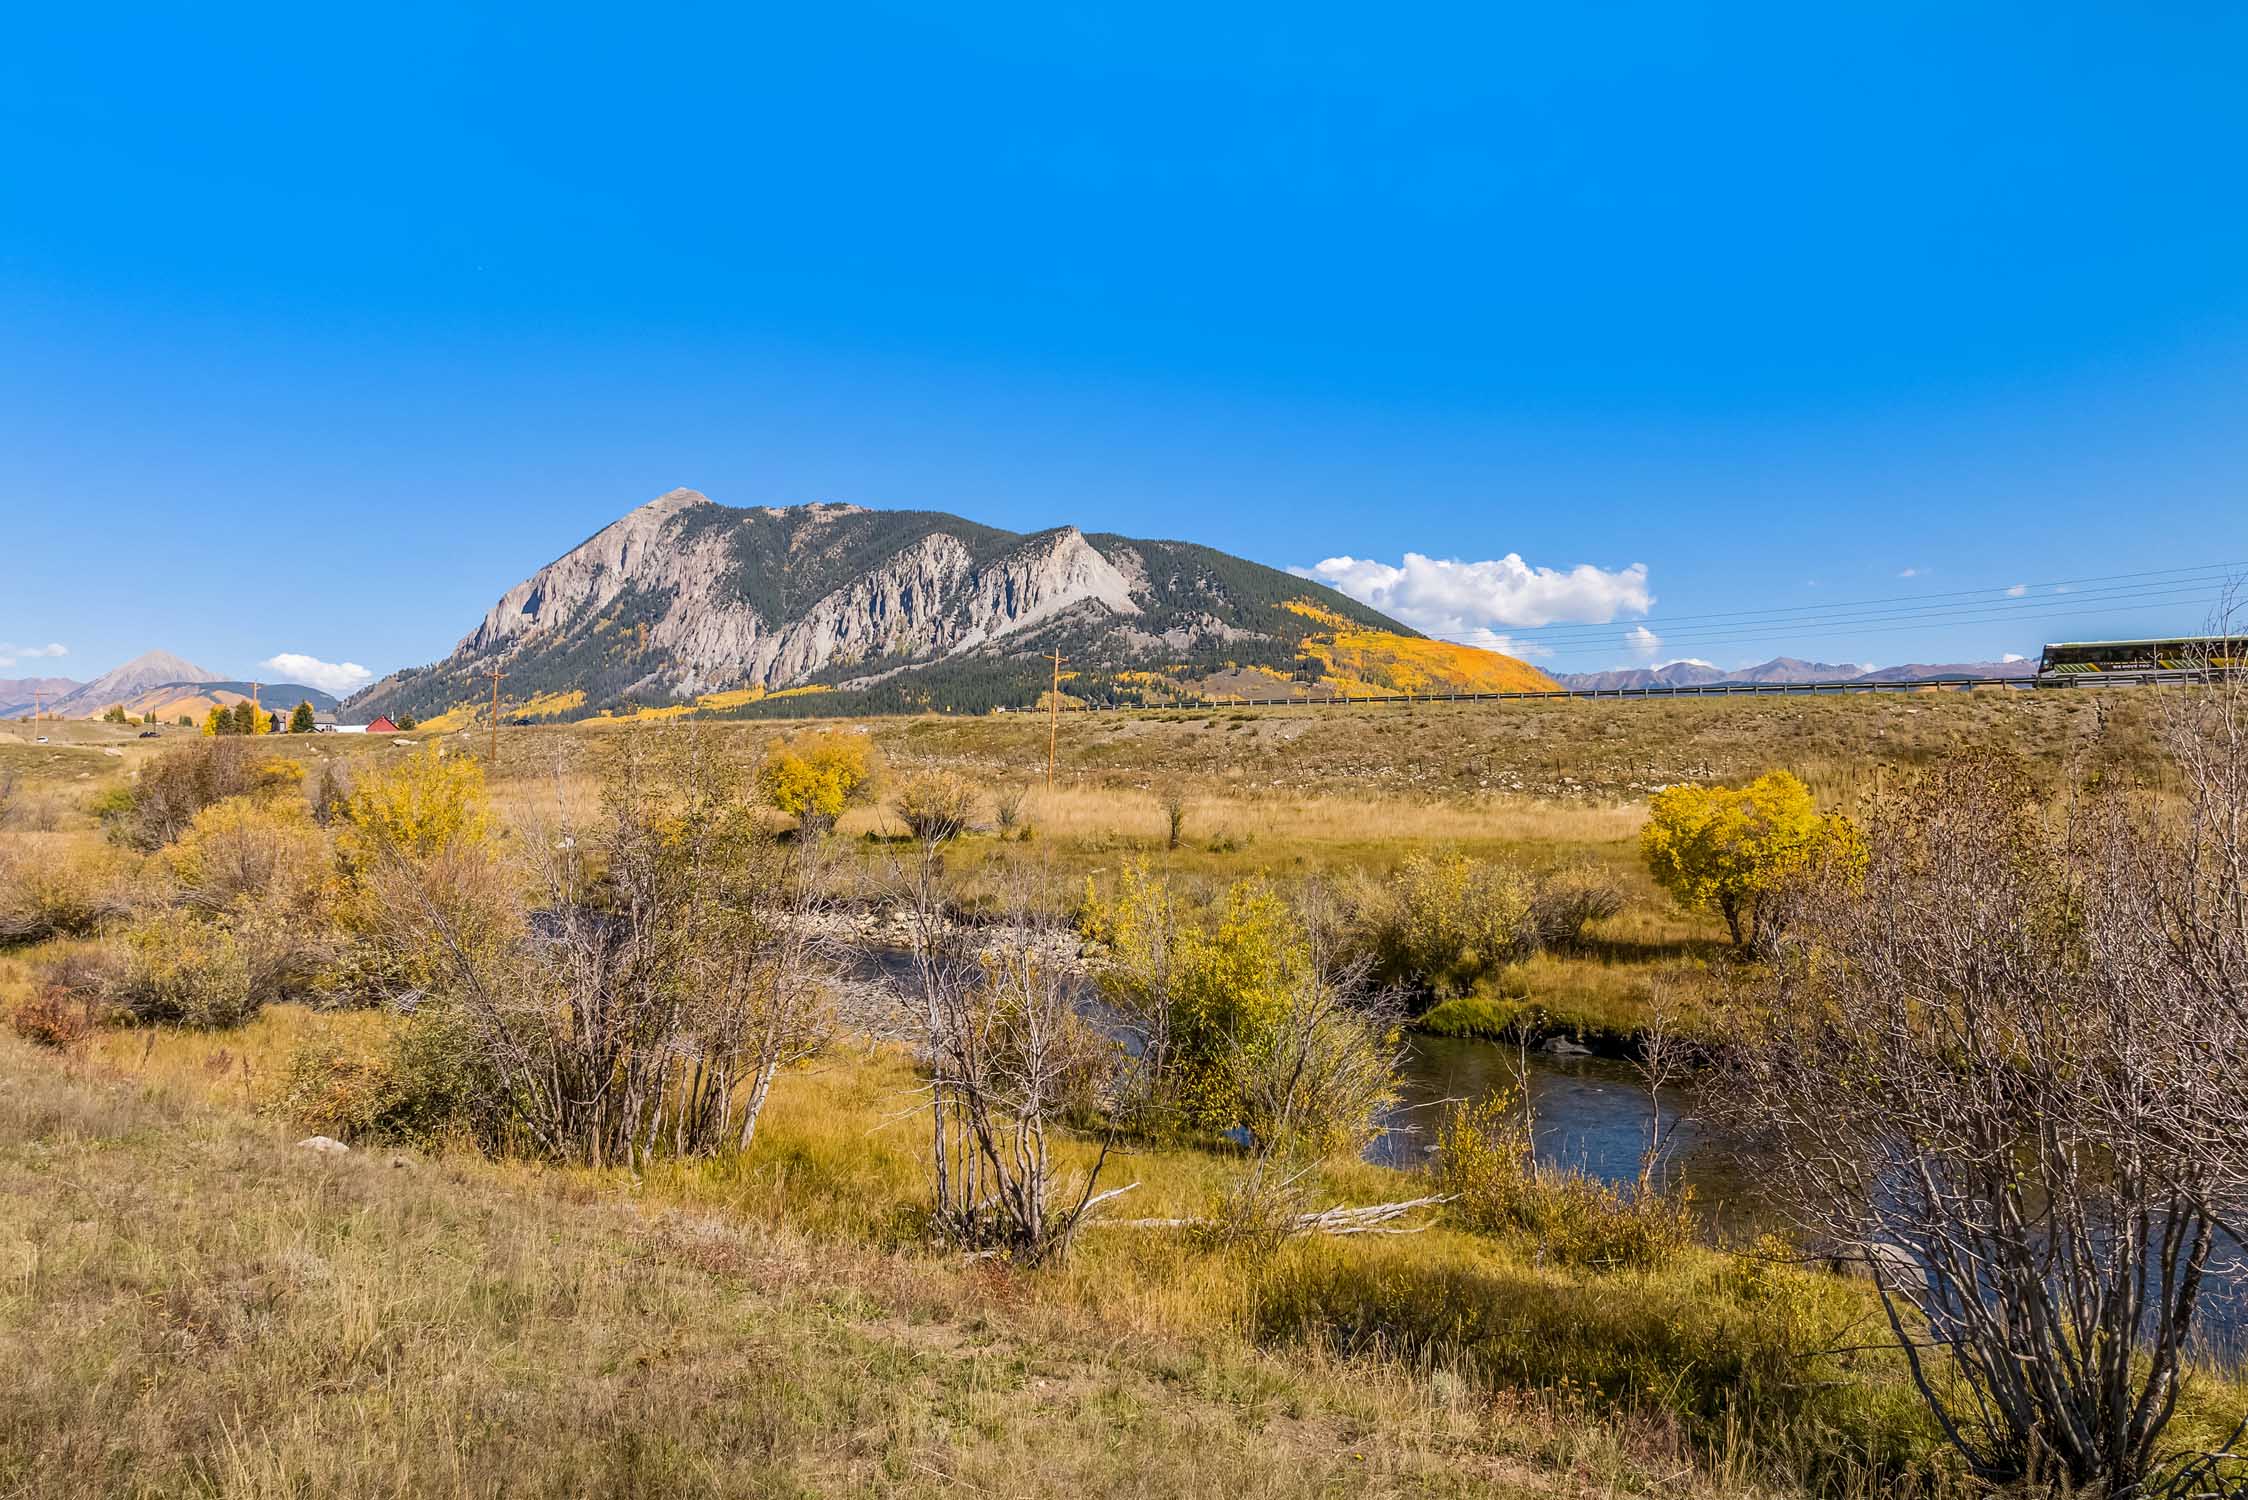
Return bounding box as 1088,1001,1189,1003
45,650,219,716
0,676,82,718
6,651,341,722
349,488,1557,723
1553,657,2030,691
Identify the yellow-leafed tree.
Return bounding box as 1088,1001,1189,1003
756,731,878,837
1641,770,1863,950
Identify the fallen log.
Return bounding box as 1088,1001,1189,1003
1093,1193,1453,1238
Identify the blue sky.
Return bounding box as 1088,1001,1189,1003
4,1,2245,689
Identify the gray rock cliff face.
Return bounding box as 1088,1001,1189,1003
453,490,1140,697
347,486,1428,720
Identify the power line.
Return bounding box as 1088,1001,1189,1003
1478,560,2246,641
1475,581,2233,658
1517,595,2234,662
1399,561,2247,649
1384,568,2230,656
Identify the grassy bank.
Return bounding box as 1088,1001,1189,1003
20,1005,2247,1497
0,1011,1915,1498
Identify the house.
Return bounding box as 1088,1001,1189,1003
312,712,338,732
363,716,401,734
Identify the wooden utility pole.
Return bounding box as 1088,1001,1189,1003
488,660,502,771
1045,651,1064,789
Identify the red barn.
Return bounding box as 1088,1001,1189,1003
364,716,400,734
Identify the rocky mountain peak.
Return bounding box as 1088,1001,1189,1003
350,488,1544,722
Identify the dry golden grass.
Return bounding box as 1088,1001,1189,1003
0,686,2232,1497
3,1022,1888,1499
833,784,1641,850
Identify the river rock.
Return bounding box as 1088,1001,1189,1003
1542,1037,1593,1057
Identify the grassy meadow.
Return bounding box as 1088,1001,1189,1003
2,686,2233,1498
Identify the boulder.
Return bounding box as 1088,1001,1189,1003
296,1135,350,1156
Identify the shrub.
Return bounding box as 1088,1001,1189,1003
107,911,257,1027
1195,1161,1313,1254
159,796,339,1004
1430,1091,1536,1230
1087,862,1398,1154
1432,1093,1693,1273
333,747,491,871
0,841,136,946
1228,975,1401,1159
33,943,122,1006
0,784,64,832
1526,865,1624,950
308,759,351,826
166,796,329,914
893,770,979,843
1088,864,1308,1139
1160,789,1187,850
8,986,99,1048
1346,852,1536,1000
756,730,877,837
106,738,301,851
273,1008,504,1148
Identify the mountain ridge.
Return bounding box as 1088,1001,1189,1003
0,676,83,718
46,651,222,717
350,489,1555,721
1553,657,2029,691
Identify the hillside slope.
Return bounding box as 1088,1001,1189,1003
0,677,81,717
351,489,1553,721
48,651,220,717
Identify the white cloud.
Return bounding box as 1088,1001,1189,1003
2002,652,2026,663
1897,567,1921,579
0,641,68,670
260,652,373,697
1625,625,1663,659
1292,552,1652,652
2005,583,2028,598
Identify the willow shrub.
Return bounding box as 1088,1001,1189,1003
756,730,878,837
274,1007,508,1150
0,840,137,946
1430,1093,1694,1273
1087,864,1332,1143
892,770,980,843
1341,851,1537,1002
106,910,258,1028
102,738,302,852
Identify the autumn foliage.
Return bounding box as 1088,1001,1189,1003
756,730,878,836
1640,770,1861,949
